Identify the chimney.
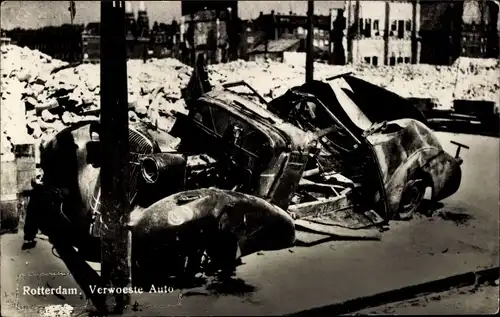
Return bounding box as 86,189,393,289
180,16,185,43
136,0,150,37
125,1,133,14
125,1,135,37
138,1,146,12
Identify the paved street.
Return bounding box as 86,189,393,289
351,284,499,315
1,132,498,316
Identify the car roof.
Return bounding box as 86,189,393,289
295,75,427,128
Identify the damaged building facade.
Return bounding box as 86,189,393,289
247,0,499,66
460,0,500,58
345,0,500,66
247,4,346,64
179,0,240,65
418,0,500,64
3,1,499,65
244,1,419,66
81,1,151,62
345,0,419,66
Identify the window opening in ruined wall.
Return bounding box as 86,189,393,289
397,20,405,38
364,18,372,37
405,20,412,32
373,19,380,36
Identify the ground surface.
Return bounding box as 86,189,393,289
1,132,498,316
350,284,499,315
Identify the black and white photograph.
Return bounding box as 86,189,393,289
0,0,499,316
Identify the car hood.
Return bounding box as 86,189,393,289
202,89,316,151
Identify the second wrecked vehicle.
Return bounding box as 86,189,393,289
267,73,467,221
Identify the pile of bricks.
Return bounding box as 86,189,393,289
1,44,194,159
1,44,499,159
208,57,500,110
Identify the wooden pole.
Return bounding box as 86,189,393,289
354,0,360,64
329,9,334,65
69,1,75,25
190,12,196,66
411,0,418,64
306,0,314,83
383,0,390,65
100,0,131,313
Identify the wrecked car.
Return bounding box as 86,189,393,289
268,73,466,220
25,54,466,289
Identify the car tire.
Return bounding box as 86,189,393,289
397,175,426,220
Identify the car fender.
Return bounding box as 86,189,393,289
384,147,442,215
421,151,462,201
130,188,295,264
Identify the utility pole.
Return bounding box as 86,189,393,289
306,0,314,83
411,0,418,64
69,1,76,25
190,12,196,66
383,0,390,65
329,8,334,65
100,0,131,313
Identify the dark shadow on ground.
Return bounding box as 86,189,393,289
436,210,474,225
294,232,381,248
294,236,340,247
134,257,257,298
417,200,474,226
417,200,445,217
205,277,257,296
181,276,258,298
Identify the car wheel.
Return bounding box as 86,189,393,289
397,176,426,220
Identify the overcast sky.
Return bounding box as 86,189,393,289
1,1,344,30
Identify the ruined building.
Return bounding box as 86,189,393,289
136,1,150,38
460,0,499,58
249,5,345,64
180,0,240,65
82,1,151,62
418,0,462,65
345,0,419,66
419,0,499,64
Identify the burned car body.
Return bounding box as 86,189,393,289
26,56,465,288
268,74,464,220
27,117,299,284
169,88,317,210
26,78,322,286
131,188,296,286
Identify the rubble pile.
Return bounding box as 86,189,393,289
1,45,194,158
39,304,74,317
209,58,500,108
1,44,499,158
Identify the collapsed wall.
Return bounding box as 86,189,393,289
1,44,499,159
